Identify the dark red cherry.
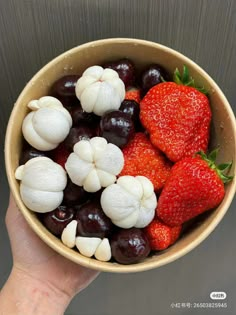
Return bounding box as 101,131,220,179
51,75,80,97
42,205,75,236
50,143,70,169
141,64,170,96
76,201,114,238
119,100,141,130
50,75,80,107
70,104,100,126
20,147,47,165
102,59,135,88
110,228,151,264
63,179,89,206
99,110,135,148
64,124,98,151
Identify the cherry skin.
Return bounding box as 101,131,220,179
99,110,135,148
64,123,98,151
50,143,70,169
70,104,100,127
102,59,135,88
50,75,80,107
63,179,89,206
110,228,151,264
76,201,114,238
119,100,141,130
42,205,75,236
51,75,80,97
20,147,47,165
141,64,170,96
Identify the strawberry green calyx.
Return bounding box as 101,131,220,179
174,65,208,95
196,149,233,183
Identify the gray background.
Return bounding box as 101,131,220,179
0,0,235,314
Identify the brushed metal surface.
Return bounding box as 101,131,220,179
0,0,235,314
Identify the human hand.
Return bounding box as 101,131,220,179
0,194,99,315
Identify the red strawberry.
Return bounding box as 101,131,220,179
170,225,182,245
120,133,172,191
145,219,182,250
125,87,141,103
52,143,70,169
140,66,211,162
157,150,233,226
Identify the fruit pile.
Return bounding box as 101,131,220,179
15,59,233,265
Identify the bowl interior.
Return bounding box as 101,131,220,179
5,38,236,273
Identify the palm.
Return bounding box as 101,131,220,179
6,195,99,296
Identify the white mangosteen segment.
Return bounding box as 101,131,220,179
136,176,154,199
65,137,124,193
16,157,67,213
29,96,72,126
28,100,42,111
95,143,124,175
101,68,119,80
82,65,104,79
24,156,51,166
105,79,125,101
93,82,121,116
22,112,56,151
28,96,63,111
90,137,108,160
134,207,155,228
49,104,72,127
23,96,72,151
134,206,155,228
141,192,157,210
15,165,25,180
75,237,102,257
80,82,101,113
94,238,112,262
135,182,157,228
96,170,116,187
75,76,98,99
61,220,78,248
101,68,125,100
21,158,67,192
83,169,101,193
117,176,143,200
101,183,140,222
100,175,157,229
16,156,52,177
75,66,125,116
74,140,94,163
20,185,63,213
32,108,71,144
65,153,93,186
113,210,140,229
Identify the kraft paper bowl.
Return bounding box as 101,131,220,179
5,38,236,273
